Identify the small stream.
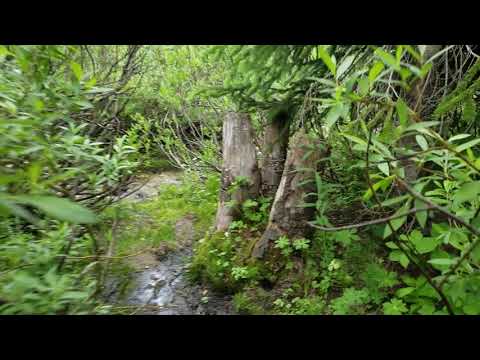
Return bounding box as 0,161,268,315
104,172,235,315
123,245,234,315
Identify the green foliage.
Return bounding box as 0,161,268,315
383,298,408,315
3,44,480,315
329,287,370,315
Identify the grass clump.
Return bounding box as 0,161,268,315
98,172,219,255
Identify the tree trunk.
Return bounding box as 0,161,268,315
252,129,323,259
260,112,290,198
215,112,261,232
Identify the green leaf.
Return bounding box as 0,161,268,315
383,298,408,315
336,55,355,80
415,199,428,228
357,77,369,96
427,258,456,266
368,61,385,83
389,250,410,269
448,134,471,143
341,133,367,147
405,121,440,132
396,99,408,127
415,135,428,151
0,199,38,223
324,103,344,132
84,77,97,89
454,181,480,206
396,287,415,298
409,230,439,254
377,162,390,176
417,301,436,315
385,241,399,249
10,195,97,224
364,176,395,202
455,139,480,153
375,48,400,71
318,46,336,77
380,195,409,208
70,61,83,81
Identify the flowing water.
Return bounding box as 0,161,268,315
104,172,235,315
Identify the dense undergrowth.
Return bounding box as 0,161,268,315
3,44,480,315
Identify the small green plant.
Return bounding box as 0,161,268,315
292,238,310,251
361,263,399,305
274,236,292,257
383,298,408,315
329,287,371,315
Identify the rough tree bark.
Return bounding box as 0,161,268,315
215,112,261,232
260,111,290,198
252,129,323,259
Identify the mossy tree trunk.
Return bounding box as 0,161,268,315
252,129,323,259
215,112,261,232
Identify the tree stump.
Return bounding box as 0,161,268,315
215,112,260,232
252,129,323,259
260,111,290,198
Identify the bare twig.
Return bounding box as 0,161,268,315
306,206,433,232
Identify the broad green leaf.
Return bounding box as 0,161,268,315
336,55,355,80
448,134,471,143
341,133,367,147
448,230,469,251
318,46,336,77
396,287,415,298
405,121,440,132
454,181,480,206
70,61,83,81
415,135,428,151
409,230,439,254
389,250,410,268
324,103,344,132
11,195,97,224
455,139,480,153
427,258,456,266
368,61,384,83
0,198,38,223
414,199,428,228
363,176,395,201
378,162,390,176
385,241,399,249
380,195,409,208
375,48,400,71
